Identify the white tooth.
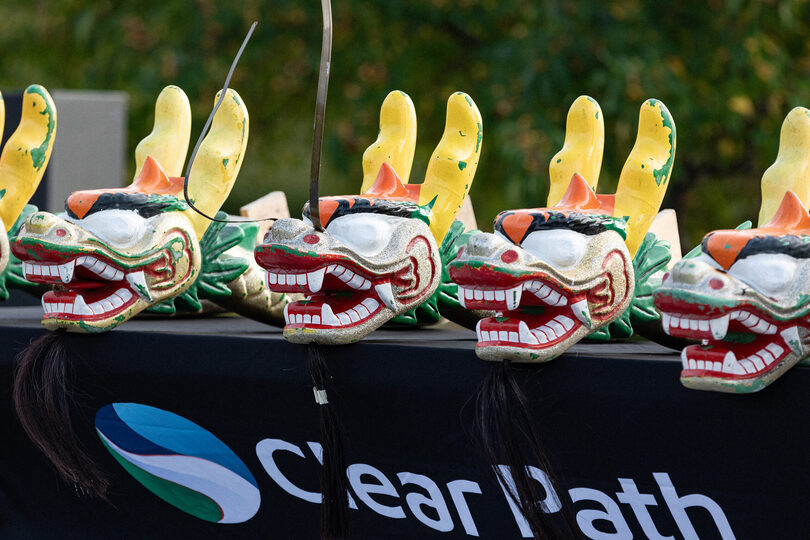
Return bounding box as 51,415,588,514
474,289,483,300
760,350,777,366
304,314,312,324
278,274,287,285
689,359,697,370
780,326,803,356
40,296,47,313
729,311,741,320
458,293,467,308
662,313,671,335
475,320,482,341
498,330,508,342
570,299,592,329
548,319,565,336
751,319,773,334
117,288,133,302
283,303,290,324
698,319,709,332
109,295,124,309
709,315,730,340
494,290,505,301
307,268,325,293
73,295,93,316
713,362,722,371
554,295,568,307
681,349,689,369
557,315,574,331
540,324,557,339
749,354,765,371
506,286,522,311
321,304,340,326
112,270,124,281
23,262,31,278
721,351,739,373
765,343,784,359
363,298,379,312
32,265,41,276
89,302,104,315
98,299,113,312
689,318,698,331
355,304,371,318
296,274,307,286
297,314,304,323
533,285,551,299
740,359,756,374
64,302,74,314
518,321,538,344
348,274,366,290
374,282,396,310
312,315,321,324
531,330,549,343
484,290,495,301
125,271,150,300
338,312,352,325
508,331,518,342
347,309,361,323
57,261,75,283
545,291,561,305
359,279,372,290
327,265,338,273
339,269,355,283
696,360,704,370
268,272,277,285
91,260,106,274
671,315,680,328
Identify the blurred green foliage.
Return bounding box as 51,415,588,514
2,0,810,248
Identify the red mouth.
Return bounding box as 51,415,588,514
20,253,150,321
655,295,803,381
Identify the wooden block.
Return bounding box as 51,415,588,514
648,209,682,268
240,191,290,242
457,195,478,231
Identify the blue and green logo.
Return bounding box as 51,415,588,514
95,403,260,524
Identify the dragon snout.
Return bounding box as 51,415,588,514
264,218,314,244
463,232,512,259
24,212,62,235
669,258,727,287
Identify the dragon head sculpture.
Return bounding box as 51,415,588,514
255,90,482,344
12,86,250,332
0,86,56,292
450,97,676,362
654,107,810,392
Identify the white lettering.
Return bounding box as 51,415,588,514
255,438,320,503
447,479,482,537
397,472,454,532
654,473,735,540
497,465,562,538
569,487,632,540
616,478,673,540
305,441,358,510
347,463,406,519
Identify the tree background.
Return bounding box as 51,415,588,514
2,0,809,249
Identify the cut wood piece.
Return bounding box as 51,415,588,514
457,194,478,231
240,191,290,242
647,208,682,268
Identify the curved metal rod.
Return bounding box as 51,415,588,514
308,0,333,231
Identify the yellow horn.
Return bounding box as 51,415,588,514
0,85,56,232
185,89,249,239
0,91,5,147
548,95,604,206
613,99,676,257
758,107,810,226
361,90,417,192
419,92,482,242
134,85,191,179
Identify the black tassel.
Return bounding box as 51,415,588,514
308,344,350,539
473,361,577,539
12,331,109,499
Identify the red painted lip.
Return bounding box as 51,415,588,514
679,338,792,381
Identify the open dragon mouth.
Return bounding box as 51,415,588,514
456,277,593,352
22,254,149,321
656,296,805,386
262,260,403,330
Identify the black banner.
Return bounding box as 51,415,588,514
0,307,807,539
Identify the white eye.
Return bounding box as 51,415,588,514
520,229,589,270
326,213,397,258
728,253,798,297
66,209,148,248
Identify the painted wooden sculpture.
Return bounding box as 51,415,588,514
255,90,482,344
654,107,810,393
12,85,285,332
0,85,57,299
449,96,676,362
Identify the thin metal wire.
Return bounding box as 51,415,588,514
308,0,333,231
182,21,276,225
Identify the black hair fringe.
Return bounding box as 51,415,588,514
308,344,350,539
473,361,578,539
12,331,109,499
